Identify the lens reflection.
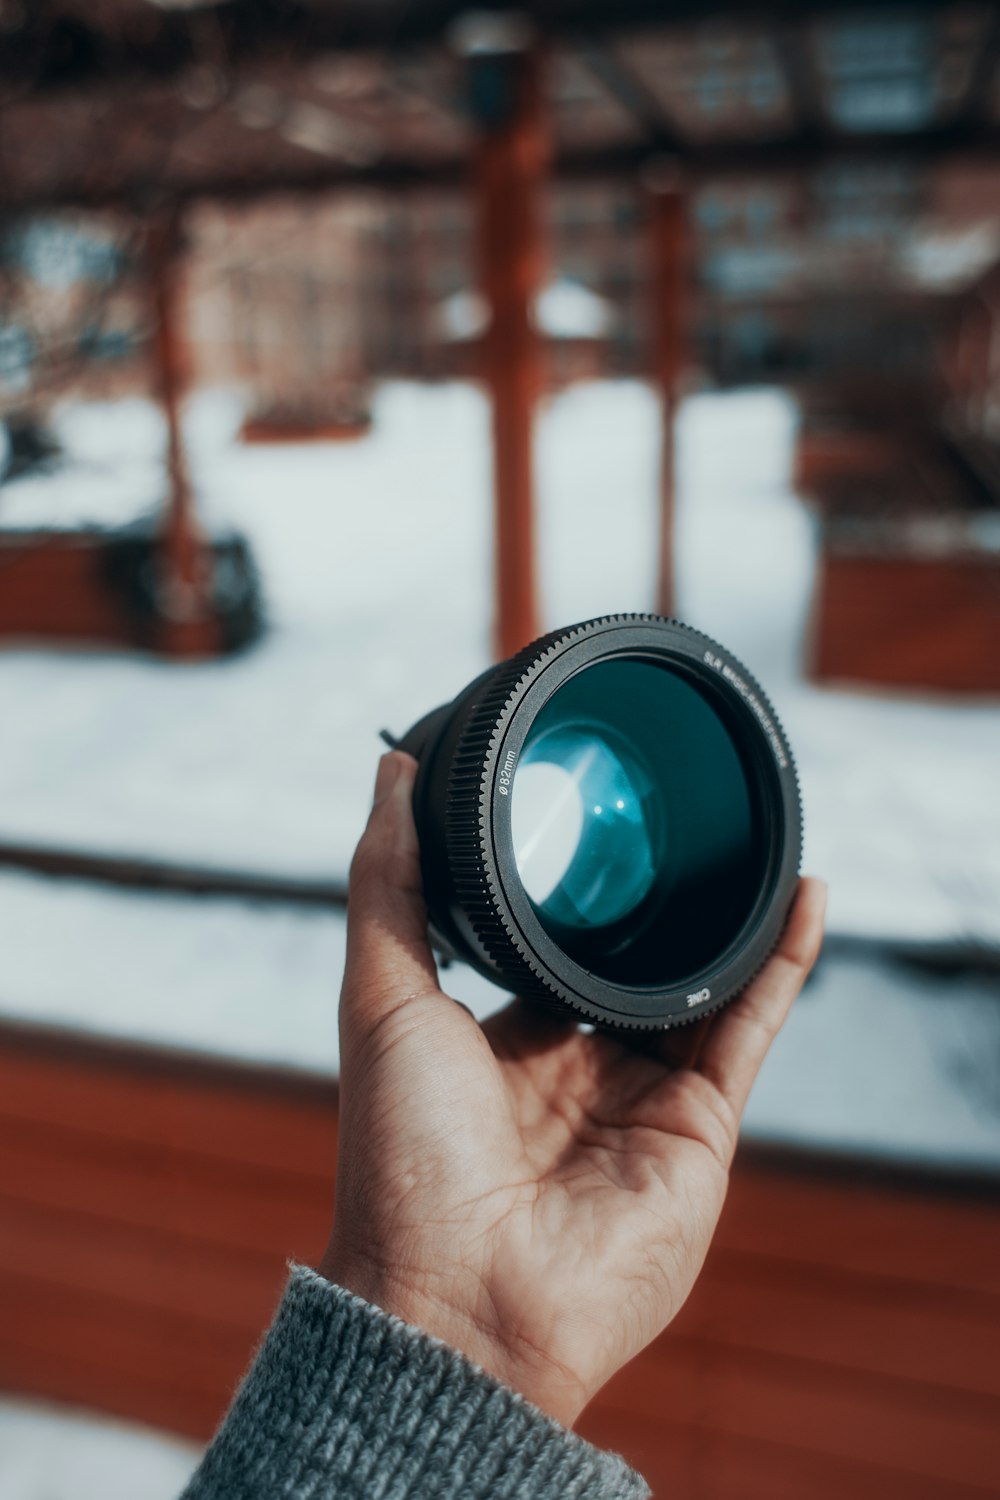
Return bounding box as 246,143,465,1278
509,658,765,988
511,730,657,926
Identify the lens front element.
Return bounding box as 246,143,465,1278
509,658,767,990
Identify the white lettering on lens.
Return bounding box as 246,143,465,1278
686,987,711,1008
497,748,517,797
702,651,788,769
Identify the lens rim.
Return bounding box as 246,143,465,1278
470,618,800,1028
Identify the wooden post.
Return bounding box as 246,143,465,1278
962,293,994,431
146,208,217,657
474,49,546,660
986,291,1000,434
649,182,687,618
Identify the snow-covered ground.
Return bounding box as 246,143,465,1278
1,379,999,1168
2,380,997,945
1,865,997,1168
0,1395,200,1500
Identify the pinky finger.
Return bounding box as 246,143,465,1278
696,877,827,1121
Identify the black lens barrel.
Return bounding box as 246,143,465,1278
399,615,801,1030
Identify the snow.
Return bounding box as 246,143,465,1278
2,378,997,944
0,383,496,877
0,381,668,886
535,278,613,338
438,277,611,341
0,869,494,1073
0,1396,199,1500
672,390,1000,948
1,378,999,1169
746,945,1000,1168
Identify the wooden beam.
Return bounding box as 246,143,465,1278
578,44,686,151
145,208,218,658
7,118,1000,217
474,50,547,659
773,22,829,140
961,8,1000,122
6,1,984,103
649,181,688,618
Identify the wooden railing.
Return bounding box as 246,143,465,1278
1,1020,998,1497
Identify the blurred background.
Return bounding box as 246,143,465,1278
1,3,999,1497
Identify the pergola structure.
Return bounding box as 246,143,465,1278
3,11,1000,1491
3,0,1000,660
6,1,1000,208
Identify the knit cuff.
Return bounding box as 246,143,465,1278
182,1263,650,1500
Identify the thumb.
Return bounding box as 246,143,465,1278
340,751,439,1041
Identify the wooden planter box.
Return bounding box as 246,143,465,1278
810,548,1000,695
0,529,262,657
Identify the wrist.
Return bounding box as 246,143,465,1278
317,1252,587,1428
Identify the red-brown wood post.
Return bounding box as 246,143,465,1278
961,293,994,431
474,48,546,660
648,181,688,618
146,208,217,657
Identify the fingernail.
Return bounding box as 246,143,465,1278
373,752,401,804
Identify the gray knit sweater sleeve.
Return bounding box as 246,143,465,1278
181,1264,650,1500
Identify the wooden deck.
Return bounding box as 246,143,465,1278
1,1020,998,1497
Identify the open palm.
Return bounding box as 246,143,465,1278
322,752,825,1427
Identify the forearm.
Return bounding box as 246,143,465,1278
181,1265,650,1500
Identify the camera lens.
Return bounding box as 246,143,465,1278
398,615,800,1030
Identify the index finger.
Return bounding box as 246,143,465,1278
341,752,439,1031
695,876,827,1119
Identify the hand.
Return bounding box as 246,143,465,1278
321,751,826,1428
